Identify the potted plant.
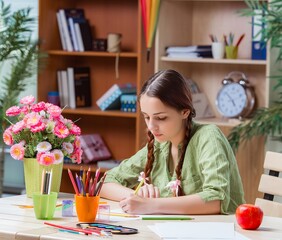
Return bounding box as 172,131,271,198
0,0,42,196
3,95,82,197
228,0,282,151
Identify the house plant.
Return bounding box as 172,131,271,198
0,1,42,196
3,95,82,197
228,0,282,151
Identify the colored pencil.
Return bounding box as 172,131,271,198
236,33,245,47
134,178,144,195
142,216,194,220
44,222,94,235
67,169,79,195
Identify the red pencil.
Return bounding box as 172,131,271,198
44,222,94,235
67,168,79,195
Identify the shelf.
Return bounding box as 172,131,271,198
63,163,109,173
63,107,137,118
161,56,267,65
48,50,138,58
195,117,244,127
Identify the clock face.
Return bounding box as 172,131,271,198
216,83,247,118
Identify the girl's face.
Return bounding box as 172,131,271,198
140,95,189,146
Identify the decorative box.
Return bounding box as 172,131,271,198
80,134,112,163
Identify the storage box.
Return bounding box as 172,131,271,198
80,134,112,163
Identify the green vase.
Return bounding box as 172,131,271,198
23,158,63,198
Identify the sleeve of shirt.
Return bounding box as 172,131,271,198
194,125,235,213
103,146,148,189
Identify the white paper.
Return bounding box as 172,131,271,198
149,222,235,239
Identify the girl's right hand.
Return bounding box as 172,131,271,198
137,184,160,198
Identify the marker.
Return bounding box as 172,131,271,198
142,216,194,220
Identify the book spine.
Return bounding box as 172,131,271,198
58,9,73,51
56,12,67,50
60,70,69,108
74,22,84,51
57,70,64,107
68,18,79,51
73,67,92,107
67,67,76,109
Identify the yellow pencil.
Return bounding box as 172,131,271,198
134,178,144,195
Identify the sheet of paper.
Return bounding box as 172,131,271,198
148,222,235,239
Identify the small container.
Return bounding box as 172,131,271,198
32,192,58,220
75,194,100,222
98,204,110,221
62,199,74,217
47,91,60,106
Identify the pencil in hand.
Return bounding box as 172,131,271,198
134,178,144,195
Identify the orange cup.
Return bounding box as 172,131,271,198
75,194,100,222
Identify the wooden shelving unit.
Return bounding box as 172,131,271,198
154,0,268,204
37,0,153,193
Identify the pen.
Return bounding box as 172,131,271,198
142,216,194,220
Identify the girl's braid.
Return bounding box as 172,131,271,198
144,130,155,183
175,117,193,196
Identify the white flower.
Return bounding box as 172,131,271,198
36,141,52,153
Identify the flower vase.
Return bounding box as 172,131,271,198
23,158,63,198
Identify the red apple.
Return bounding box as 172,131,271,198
235,204,263,230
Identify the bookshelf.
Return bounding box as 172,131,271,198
154,0,269,204
37,0,153,192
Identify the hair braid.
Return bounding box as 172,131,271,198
144,130,155,183
175,116,193,196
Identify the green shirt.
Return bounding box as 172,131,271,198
104,122,245,214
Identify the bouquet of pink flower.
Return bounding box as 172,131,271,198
3,95,82,166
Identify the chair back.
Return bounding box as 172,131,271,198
255,151,282,217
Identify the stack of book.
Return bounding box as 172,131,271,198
166,45,212,58
57,66,92,109
56,8,93,52
96,83,137,111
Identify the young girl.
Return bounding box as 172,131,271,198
100,69,245,215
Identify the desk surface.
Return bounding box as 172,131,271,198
0,193,282,240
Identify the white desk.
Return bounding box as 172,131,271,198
0,194,282,240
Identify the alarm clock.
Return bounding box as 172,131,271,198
216,71,256,118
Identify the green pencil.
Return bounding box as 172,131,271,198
142,216,194,220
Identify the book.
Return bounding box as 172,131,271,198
166,45,212,54
167,51,212,58
77,20,93,51
67,67,76,109
56,12,67,50
57,71,64,107
80,134,112,163
74,22,84,51
96,83,137,111
60,70,69,108
58,9,73,51
64,8,86,52
67,67,92,108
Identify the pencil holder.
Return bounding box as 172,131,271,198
75,194,100,222
32,192,58,220
225,46,238,59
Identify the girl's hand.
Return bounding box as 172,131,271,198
137,184,160,198
119,194,155,214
